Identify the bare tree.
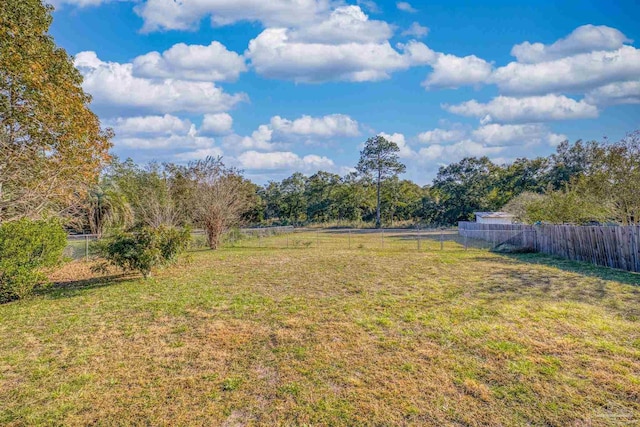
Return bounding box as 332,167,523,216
187,157,252,249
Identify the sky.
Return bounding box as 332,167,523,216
48,0,640,184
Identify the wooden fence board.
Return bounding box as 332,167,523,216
459,222,640,273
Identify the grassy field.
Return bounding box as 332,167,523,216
2,231,640,426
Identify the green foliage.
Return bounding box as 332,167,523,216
107,159,179,228
576,130,640,225
356,136,406,228
95,227,190,278
0,0,111,221
86,179,133,237
508,187,611,225
0,219,66,302
431,157,500,224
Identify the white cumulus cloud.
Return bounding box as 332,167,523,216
444,94,599,123
201,113,234,134
418,140,504,162
422,53,493,89
222,125,280,152
472,123,566,146
289,6,393,44
134,0,331,32
402,22,429,38
74,51,247,116
511,24,631,63
116,133,216,150
492,45,640,95
396,2,417,13
417,128,465,144
585,80,640,106
175,147,225,161
237,151,335,172
110,114,193,136
270,114,359,137
378,132,415,158
132,41,246,82
245,8,434,83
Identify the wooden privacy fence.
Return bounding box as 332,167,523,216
459,222,640,273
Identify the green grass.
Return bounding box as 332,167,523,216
2,231,640,425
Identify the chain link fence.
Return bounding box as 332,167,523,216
65,226,513,260
64,234,99,261
218,227,480,252
64,226,298,260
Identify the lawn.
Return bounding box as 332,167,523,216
1,230,640,426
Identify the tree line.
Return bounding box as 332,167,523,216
251,131,640,227
81,130,640,239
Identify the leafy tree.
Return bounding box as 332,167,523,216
515,187,611,225
381,177,424,224
356,136,406,228
502,191,547,223
493,157,549,206
260,181,284,222
0,0,112,221
416,186,442,225
333,173,375,223
431,157,499,224
544,139,599,190
280,173,307,225
575,130,640,225
393,179,425,222
241,181,266,224
305,171,341,222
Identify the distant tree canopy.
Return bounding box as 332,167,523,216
0,0,112,222
504,130,640,225
80,130,637,238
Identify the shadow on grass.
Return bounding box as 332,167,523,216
469,254,640,318
498,252,640,287
36,273,136,300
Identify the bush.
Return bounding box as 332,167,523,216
95,227,190,278
0,219,67,303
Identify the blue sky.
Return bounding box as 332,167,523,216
49,0,640,184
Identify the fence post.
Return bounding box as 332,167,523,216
348,230,351,249
316,230,319,247
85,234,89,262
417,227,421,251
464,234,468,251
381,229,384,249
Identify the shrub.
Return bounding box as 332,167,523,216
157,226,192,263
0,219,66,303
95,227,190,278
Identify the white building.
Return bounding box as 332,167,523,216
474,212,515,225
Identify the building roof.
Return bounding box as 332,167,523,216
474,211,516,218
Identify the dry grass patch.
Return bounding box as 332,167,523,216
1,231,639,425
